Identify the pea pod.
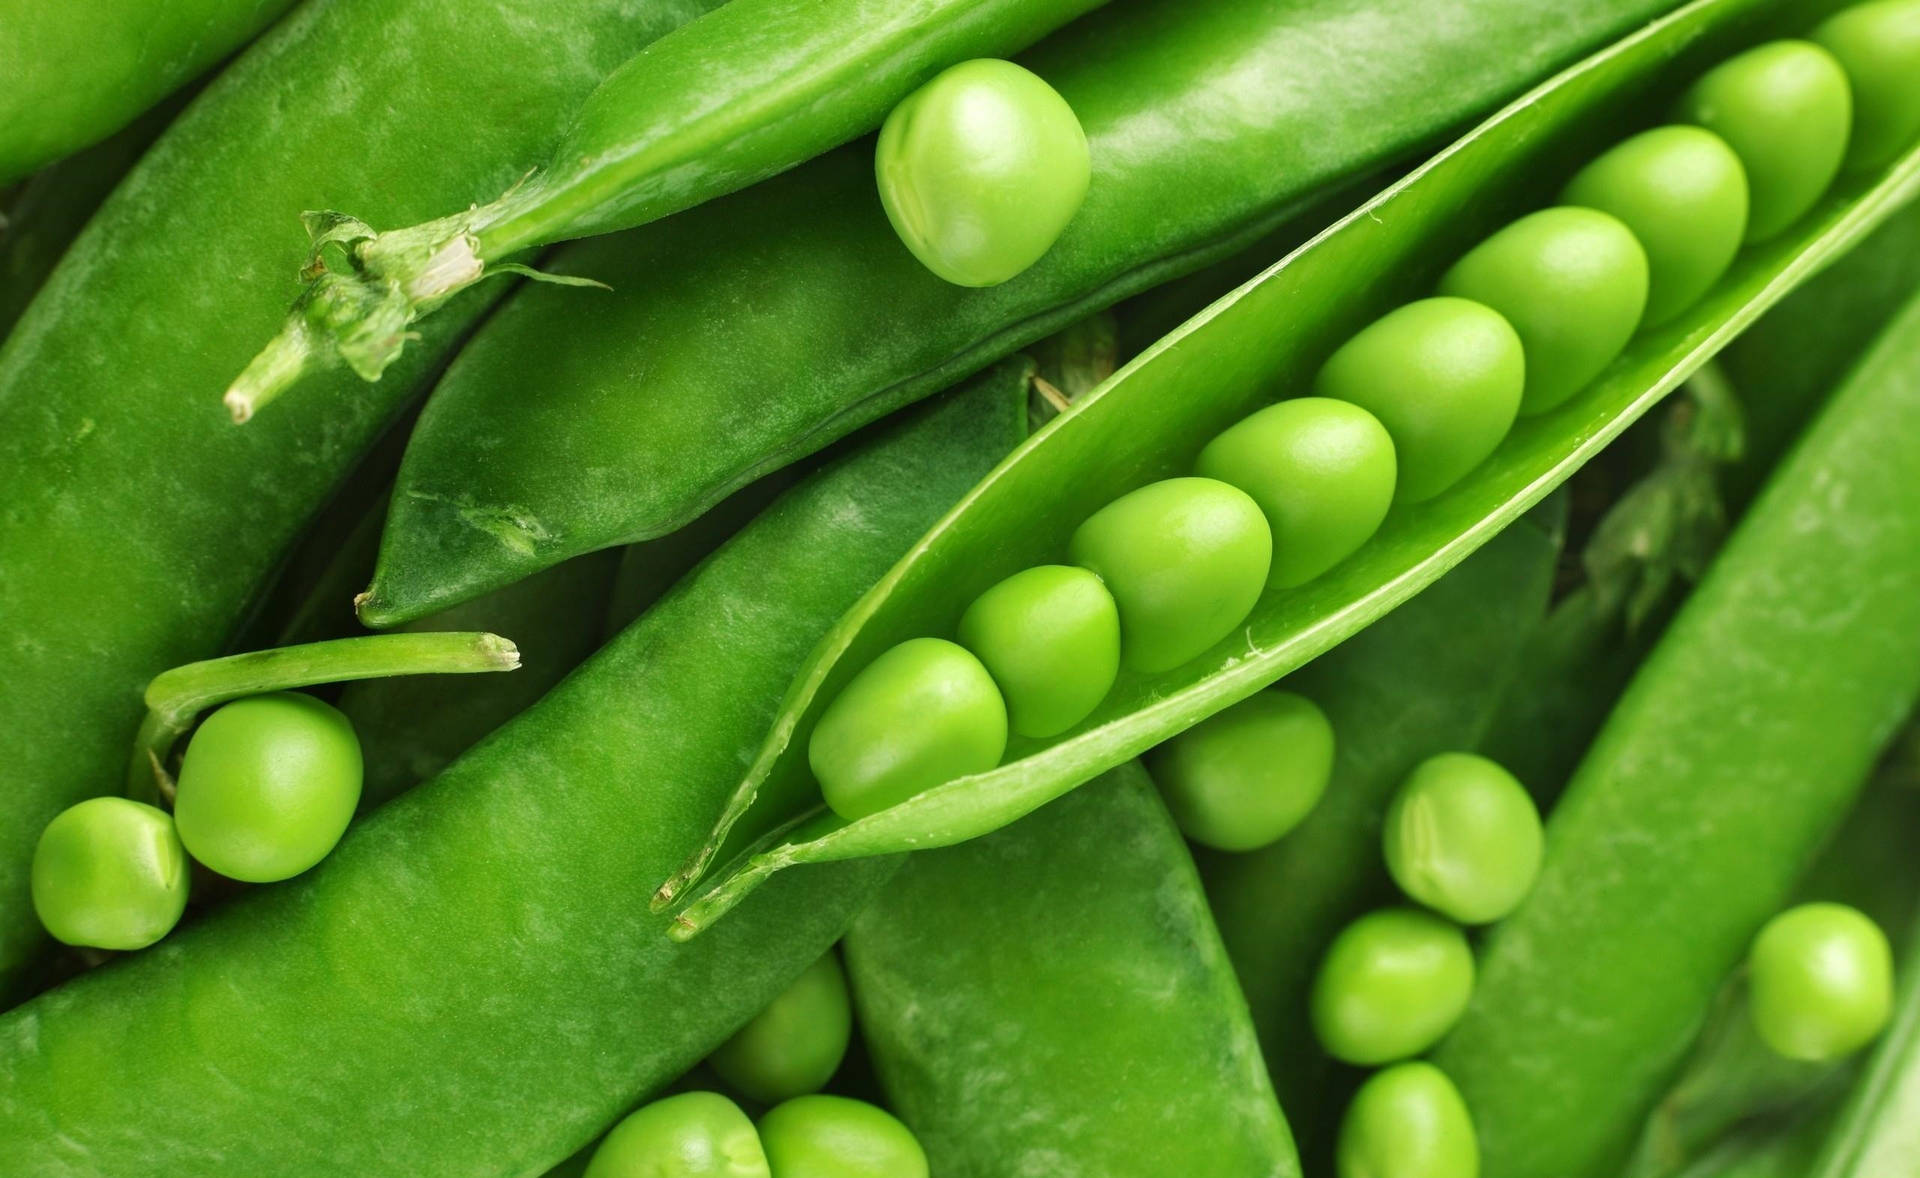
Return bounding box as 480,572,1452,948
656,0,1920,937
842,762,1297,1177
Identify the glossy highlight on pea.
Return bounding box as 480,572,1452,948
1337,1062,1480,1178
30,797,189,952
584,1091,770,1178
1748,902,1894,1061
1383,752,1542,924
757,1095,929,1178
1147,690,1335,852
1312,907,1475,1066
956,564,1120,738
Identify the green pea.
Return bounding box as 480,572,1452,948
1748,902,1893,1061
809,637,1007,820
1067,477,1272,674
1562,125,1749,325
956,564,1120,738
1312,907,1475,1065
172,692,363,883
1438,208,1649,415
758,1095,929,1178
1383,752,1543,925
709,952,852,1106
1336,1061,1480,1178
1814,0,1920,170
1313,298,1523,502
1195,397,1398,586
1676,40,1853,241
1146,690,1335,852
30,797,189,951
875,58,1090,287
584,1091,770,1178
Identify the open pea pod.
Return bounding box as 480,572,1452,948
659,0,1920,936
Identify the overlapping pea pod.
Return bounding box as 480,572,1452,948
653,0,1920,937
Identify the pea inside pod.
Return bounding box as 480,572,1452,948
1383,751,1543,924
956,564,1120,738
1748,902,1894,1062
757,1095,929,1178
1814,0,1920,171
708,952,853,1106
30,797,189,952
1147,689,1336,852
584,1091,770,1178
1312,906,1475,1065
1336,1061,1480,1178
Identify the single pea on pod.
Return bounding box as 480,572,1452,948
1195,397,1398,587
1067,477,1272,674
1747,901,1894,1062
30,797,190,951
1562,125,1749,325
584,1090,770,1178
1438,207,1649,415
1814,0,1920,171
758,1094,929,1178
1336,1061,1480,1178
1146,689,1335,852
1312,907,1475,1065
875,58,1091,287
1383,752,1543,924
808,637,1008,820
1676,39,1852,242
956,564,1120,738
1314,297,1524,501
709,952,853,1106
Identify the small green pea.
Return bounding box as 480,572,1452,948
1195,397,1397,586
1438,208,1649,414
1336,1061,1480,1178
1814,0,1920,170
1562,125,1749,325
584,1091,770,1178
1676,40,1853,241
1313,297,1524,501
809,638,1007,820
758,1095,929,1178
30,797,189,951
1748,902,1893,1062
875,58,1090,287
172,692,362,883
709,952,852,1106
956,564,1120,738
1067,477,1272,674
1146,690,1335,852
1312,907,1475,1065
1383,752,1542,925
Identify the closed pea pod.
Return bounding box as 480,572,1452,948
584,1092,769,1178
1337,1062,1480,1178
757,1096,929,1178
1383,752,1543,924
1147,690,1336,853
708,952,853,1106
1814,0,1920,171
1748,903,1894,1062
1312,907,1475,1066
955,564,1119,738
30,798,189,953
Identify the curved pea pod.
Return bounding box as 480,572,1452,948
842,763,1298,1177
1430,286,1920,1178
655,0,1920,939
0,363,1027,1176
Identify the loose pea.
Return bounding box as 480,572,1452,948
758,1095,929,1178
584,1091,770,1178
1336,1061,1480,1178
956,564,1120,738
709,952,852,1106
1195,397,1398,586
1814,0,1920,170
1438,207,1649,414
1676,40,1852,241
30,797,189,951
1067,477,1272,674
809,638,1007,820
1383,752,1543,925
171,692,363,883
1146,690,1335,852
1312,907,1475,1065
875,59,1091,287
1748,902,1894,1061
1562,126,1749,325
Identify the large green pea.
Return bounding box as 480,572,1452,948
1312,907,1475,1065
1814,0,1920,171
1067,477,1272,674
809,637,1007,820
1748,902,1894,1062
758,1095,929,1178
1336,1062,1480,1178
1383,752,1543,925
1562,126,1749,325
1676,40,1852,241
956,564,1120,738
1195,397,1397,586
1313,298,1524,501
1146,690,1335,852
1438,208,1649,415
584,1091,770,1178
708,952,852,1106
30,797,190,951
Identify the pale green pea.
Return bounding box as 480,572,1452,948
1383,752,1542,925
1814,0,1920,170
1748,902,1894,1062
956,564,1120,738
709,952,852,1106
584,1091,770,1178
758,1095,929,1178
1146,690,1335,852
1337,1061,1480,1178
1312,907,1475,1065
30,797,189,952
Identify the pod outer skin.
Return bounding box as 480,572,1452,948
844,762,1298,1178
0,364,1026,1176
0,0,727,997
1432,291,1920,1178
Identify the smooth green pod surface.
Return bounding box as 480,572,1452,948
955,564,1120,738
583,1092,769,1178
1312,907,1476,1065
1814,0,1920,170
1337,1062,1480,1178
1383,752,1543,924
29,798,189,953
1147,690,1336,852
1749,903,1894,1062
709,953,853,1106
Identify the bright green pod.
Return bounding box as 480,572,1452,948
1067,477,1272,674
1311,907,1475,1066
30,798,189,952
1147,690,1336,853
1562,125,1749,325
583,1091,770,1178
1195,397,1398,587
1438,207,1649,414
1748,902,1894,1062
1383,752,1543,924
1814,0,1920,171
757,1095,929,1178
708,953,853,1106
1336,1062,1480,1178
956,564,1120,738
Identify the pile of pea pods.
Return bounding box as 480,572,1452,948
5,0,1920,1174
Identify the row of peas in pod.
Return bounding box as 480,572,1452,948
808,0,1920,824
